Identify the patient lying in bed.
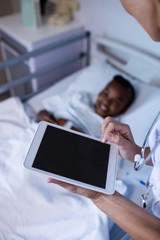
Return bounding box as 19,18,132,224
36,75,135,137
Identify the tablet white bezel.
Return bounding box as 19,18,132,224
24,121,118,195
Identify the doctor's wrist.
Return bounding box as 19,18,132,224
131,144,142,162
91,191,123,214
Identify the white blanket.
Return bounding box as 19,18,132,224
0,97,109,240
0,97,31,140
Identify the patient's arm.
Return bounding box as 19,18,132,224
36,110,59,124
36,110,69,126
36,110,81,132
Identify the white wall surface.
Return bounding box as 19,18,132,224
75,0,160,57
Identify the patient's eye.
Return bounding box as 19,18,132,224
103,90,109,97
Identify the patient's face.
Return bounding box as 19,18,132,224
95,81,132,118
120,0,160,41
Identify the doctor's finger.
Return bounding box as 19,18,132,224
101,117,122,134
102,130,127,147
102,120,133,144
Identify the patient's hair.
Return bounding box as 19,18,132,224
112,75,135,110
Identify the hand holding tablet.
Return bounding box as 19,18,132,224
24,121,118,195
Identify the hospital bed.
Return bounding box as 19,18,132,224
0,32,160,240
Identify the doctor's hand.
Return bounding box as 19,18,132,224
102,117,141,162
48,178,102,203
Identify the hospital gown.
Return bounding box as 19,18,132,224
43,91,104,138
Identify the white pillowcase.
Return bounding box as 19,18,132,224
121,82,160,145
66,60,121,94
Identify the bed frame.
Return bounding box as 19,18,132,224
96,36,160,86
0,30,91,101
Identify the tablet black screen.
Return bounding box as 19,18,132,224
32,126,110,188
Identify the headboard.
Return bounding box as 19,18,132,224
96,36,160,86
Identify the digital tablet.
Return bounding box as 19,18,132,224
24,121,118,194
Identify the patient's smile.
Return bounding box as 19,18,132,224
95,78,134,118
100,103,108,112
95,100,110,118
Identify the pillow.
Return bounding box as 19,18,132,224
69,60,160,146
66,60,122,94
121,82,160,145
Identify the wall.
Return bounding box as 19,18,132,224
75,0,160,58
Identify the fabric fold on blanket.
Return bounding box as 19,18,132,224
0,97,31,139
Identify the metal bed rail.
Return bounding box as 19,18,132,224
0,30,91,101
